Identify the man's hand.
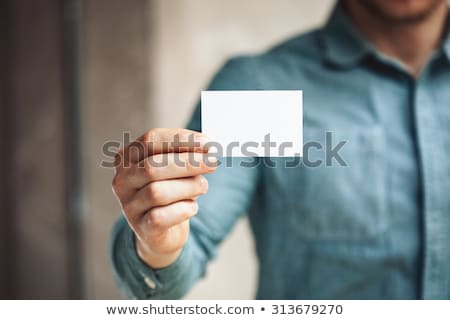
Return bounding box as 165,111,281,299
112,128,217,269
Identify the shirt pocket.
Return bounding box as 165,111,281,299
282,126,387,242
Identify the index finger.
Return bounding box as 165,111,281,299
115,128,210,167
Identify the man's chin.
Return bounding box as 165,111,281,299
359,0,445,24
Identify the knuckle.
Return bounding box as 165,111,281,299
143,159,155,179
144,128,160,143
147,209,164,228
147,182,163,203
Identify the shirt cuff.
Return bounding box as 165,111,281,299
110,217,195,299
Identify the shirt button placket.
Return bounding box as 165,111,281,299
414,79,449,299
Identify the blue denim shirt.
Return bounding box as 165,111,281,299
110,4,450,299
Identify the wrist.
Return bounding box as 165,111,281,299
135,238,182,269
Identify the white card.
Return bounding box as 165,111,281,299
201,90,303,157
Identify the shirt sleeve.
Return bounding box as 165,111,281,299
109,56,262,299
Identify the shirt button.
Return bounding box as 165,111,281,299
144,276,157,289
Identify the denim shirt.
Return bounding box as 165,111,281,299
110,4,450,299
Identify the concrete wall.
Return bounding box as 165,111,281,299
81,0,335,299
2,0,74,299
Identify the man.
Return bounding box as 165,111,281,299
110,0,450,299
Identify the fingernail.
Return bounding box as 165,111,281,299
194,134,211,148
207,156,219,167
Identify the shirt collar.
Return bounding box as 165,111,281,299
321,4,373,68
322,4,450,68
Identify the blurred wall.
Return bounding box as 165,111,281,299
80,0,335,299
81,0,152,299
146,0,335,299
1,0,78,299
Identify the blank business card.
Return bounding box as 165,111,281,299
201,90,303,157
